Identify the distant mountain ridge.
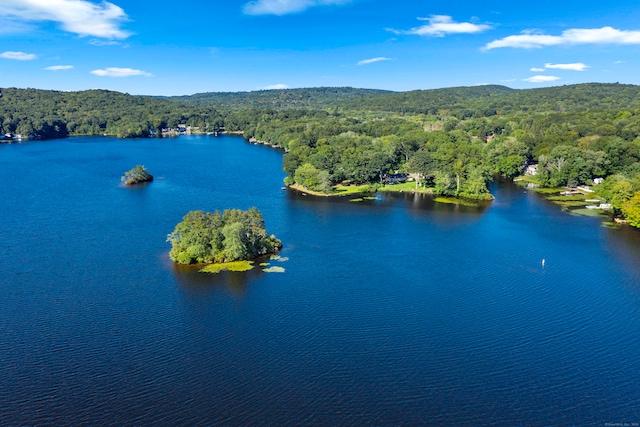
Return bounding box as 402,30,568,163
2,83,640,140
167,87,394,109
166,83,640,114
319,83,640,115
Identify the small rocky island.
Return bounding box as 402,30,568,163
167,208,282,270
122,165,153,185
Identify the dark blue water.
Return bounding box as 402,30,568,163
1,135,639,426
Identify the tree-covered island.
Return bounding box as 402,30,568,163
167,208,282,265
122,165,153,185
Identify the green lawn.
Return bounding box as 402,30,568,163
331,184,376,195
289,183,374,197
546,194,590,201
514,175,543,185
569,208,608,217
379,181,432,193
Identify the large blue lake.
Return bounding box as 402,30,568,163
1,135,639,426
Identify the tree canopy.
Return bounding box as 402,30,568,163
122,165,153,185
166,208,282,265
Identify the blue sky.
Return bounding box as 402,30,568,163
1,0,640,96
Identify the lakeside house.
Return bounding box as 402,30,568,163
586,202,612,210
525,164,539,176
382,173,409,185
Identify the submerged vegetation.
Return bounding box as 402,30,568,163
5,83,640,226
200,261,255,273
167,208,282,265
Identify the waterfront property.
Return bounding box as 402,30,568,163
382,173,409,185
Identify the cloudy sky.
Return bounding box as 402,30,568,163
1,0,639,95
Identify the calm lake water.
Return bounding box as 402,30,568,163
1,135,639,426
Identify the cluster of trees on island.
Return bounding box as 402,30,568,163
167,208,282,265
116,167,283,266
122,165,153,185
4,83,640,226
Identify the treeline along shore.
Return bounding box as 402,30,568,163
3,84,640,225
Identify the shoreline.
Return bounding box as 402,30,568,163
288,182,488,206
8,134,628,223
247,136,288,152
288,183,375,197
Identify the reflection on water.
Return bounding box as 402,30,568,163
383,190,492,212
171,260,268,299
286,186,492,212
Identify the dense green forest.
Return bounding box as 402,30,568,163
121,165,153,185
3,83,640,224
171,83,640,115
343,83,640,115
168,87,392,109
167,208,282,265
0,88,225,138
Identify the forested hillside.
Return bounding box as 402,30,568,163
168,87,393,109
0,88,224,138
170,83,640,116
343,83,640,116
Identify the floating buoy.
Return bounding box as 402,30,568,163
542,259,545,268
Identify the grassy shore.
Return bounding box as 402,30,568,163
378,181,433,194
515,177,610,218
290,181,435,197
289,181,495,206
289,183,375,197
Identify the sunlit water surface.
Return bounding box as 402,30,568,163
1,135,639,426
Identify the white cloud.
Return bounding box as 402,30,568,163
485,26,640,49
0,51,37,60
389,15,491,37
44,65,73,71
263,84,288,90
545,62,589,71
614,60,625,64
91,67,152,77
89,39,123,46
243,0,350,16
530,67,545,72
500,79,516,82
523,75,561,83
357,57,392,66
0,0,131,39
